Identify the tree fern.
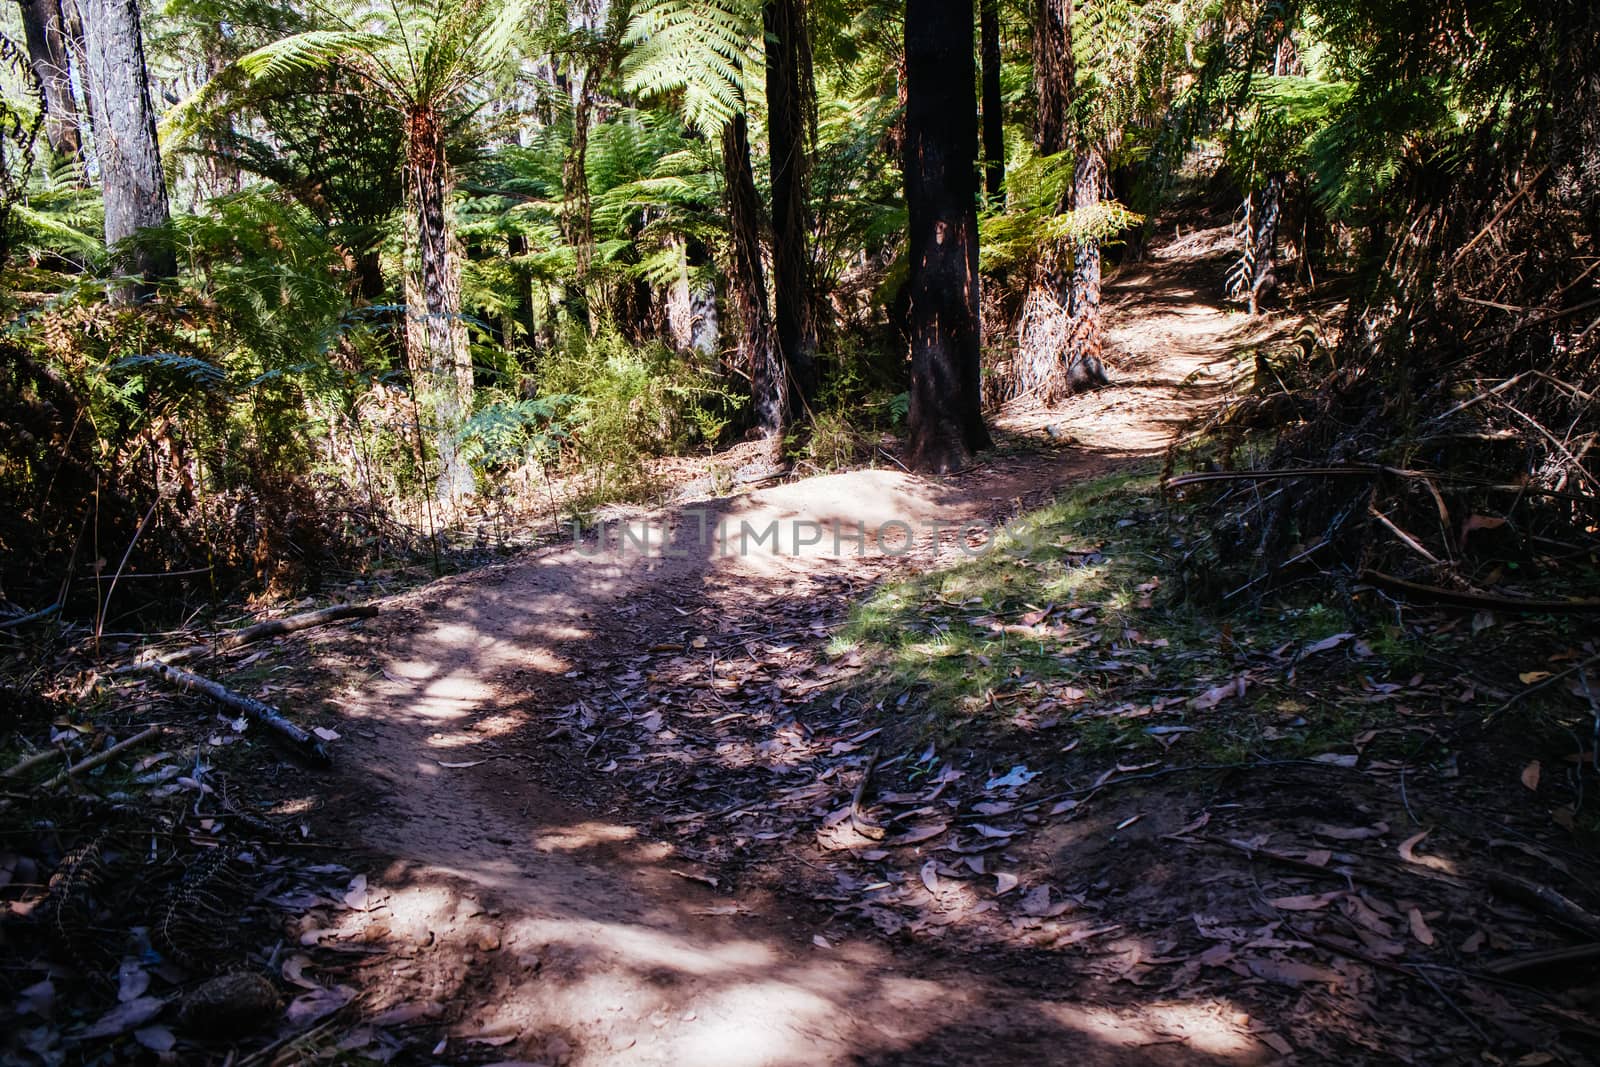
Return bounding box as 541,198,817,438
622,0,764,135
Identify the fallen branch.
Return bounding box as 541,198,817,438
1358,570,1600,613
1487,653,1600,722
134,663,332,767
2,745,65,779
41,725,164,790
0,603,61,630
1482,942,1600,978
217,603,379,651
1488,871,1600,940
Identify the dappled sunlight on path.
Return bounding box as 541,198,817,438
296,233,1298,1064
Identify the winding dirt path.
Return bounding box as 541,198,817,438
304,229,1291,1065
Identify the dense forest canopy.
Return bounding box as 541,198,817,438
0,0,1594,606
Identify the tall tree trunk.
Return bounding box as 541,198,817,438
980,0,1004,201
722,112,785,439
404,104,474,503
904,0,989,472
15,0,82,169
563,72,594,295
1015,0,1104,403
79,0,171,299
764,0,818,409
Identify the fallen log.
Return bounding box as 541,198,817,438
135,663,332,767
218,603,378,651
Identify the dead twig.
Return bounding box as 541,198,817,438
1486,652,1600,721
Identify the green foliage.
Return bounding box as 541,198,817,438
622,0,762,135
981,147,1142,272
459,391,576,471
536,325,739,507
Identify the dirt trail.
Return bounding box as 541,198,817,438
308,230,1289,1065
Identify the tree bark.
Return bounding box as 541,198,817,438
722,113,785,438
764,0,819,408
404,104,474,503
903,0,990,472
15,0,83,169
79,0,172,298
1015,0,1105,403
980,0,1004,200
1065,145,1105,363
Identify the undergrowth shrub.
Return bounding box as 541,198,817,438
535,324,737,507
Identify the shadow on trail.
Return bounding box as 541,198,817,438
298,440,1284,1064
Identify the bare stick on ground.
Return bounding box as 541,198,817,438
135,663,332,766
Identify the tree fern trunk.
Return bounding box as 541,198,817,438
722,113,785,439
17,0,83,171
404,104,474,503
1065,146,1105,366
80,0,171,300
1248,171,1284,315
765,0,818,407
904,0,989,472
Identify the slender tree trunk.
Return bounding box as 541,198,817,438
722,112,785,439
764,0,818,409
563,72,594,293
1016,0,1105,402
980,0,1004,201
506,232,538,346
904,0,989,472
79,0,172,299
15,0,82,169
404,104,474,503
686,236,719,356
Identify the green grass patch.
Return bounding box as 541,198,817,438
833,467,1426,763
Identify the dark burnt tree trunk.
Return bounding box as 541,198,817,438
722,112,785,438
764,0,819,407
903,0,990,472
404,104,474,502
980,0,1004,201
506,232,539,346
80,0,172,299
1016,0,1104,401
16,0,82,169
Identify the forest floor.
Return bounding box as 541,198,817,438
9,224,1599,1065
